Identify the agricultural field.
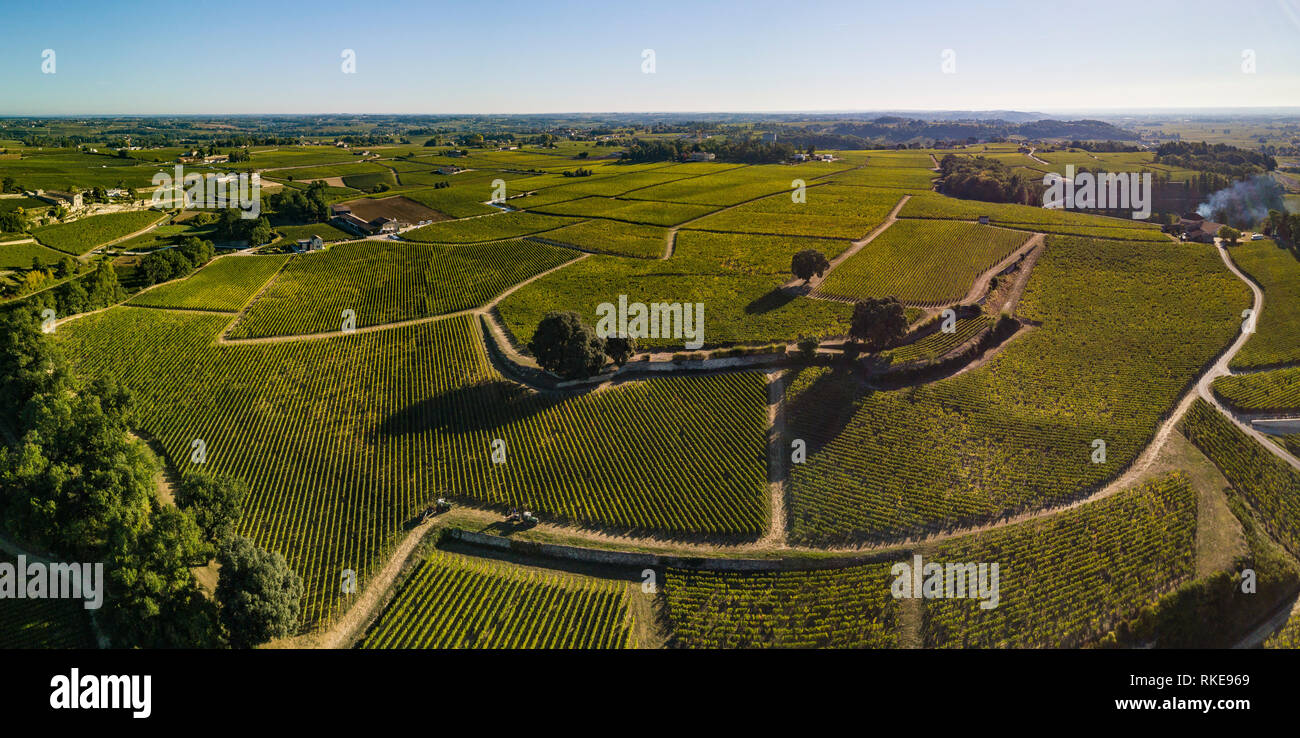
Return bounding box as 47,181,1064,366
56,309,770,627
624,163,850,207
1227,239,1300,370
1212,367,1300,413
785,235,1249,544
270,222,354,245
127,254,289,312
0,240,67,269
33,210,167,255
0,151,164,189
685,184,903,239
358,550,632,649
1180,400,1300,556
528,196,718,226
817,220,1031,306
336,195,443,223
228,239,575,338
662,563,899,648
537,219,668,259
884,314,994,365
922,475,1197,648
497,230,858,350
402,211,579,243
0,555,97,649
898,191,1170,241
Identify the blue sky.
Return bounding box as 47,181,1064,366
2,0,1299,114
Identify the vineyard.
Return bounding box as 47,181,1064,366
33,210,167,255
897,192,1169,242
357,550,633,649
537,219,668,259
786,235,1249,544
921,475,1197,648
1180,399,1300,557
55,309,769,628
127,254,289,312
816,219,1031,305
884,314,994,365
0,241,65,269
497,231,856,350
685,185,902,239
661,563,900,648
1227,239,1300,370
1212,366,1300,413
227,239,575,338
402,211,579,243
528,196,717,227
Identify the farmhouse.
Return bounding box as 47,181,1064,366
437,166,463,175
333,212,403,236
293,234,325,253
1177,212,1224,243
686,151,716,162
34,189,84,210
330,204,352,217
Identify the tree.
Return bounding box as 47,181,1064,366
791,249,830,283
100,506,220,648
604,335,637,367
216,537,304,649
247,217,274,246
1217,226,1241,245
849,297,909,352
177,471,248,546
176,236,215,268
527,311,607,379
796,335,820,359
55,255,77,278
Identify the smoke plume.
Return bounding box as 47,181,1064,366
1196,175,1285,227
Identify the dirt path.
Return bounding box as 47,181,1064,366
759,370,788,548
1198,239,1300,472
1026,147,1051,166
954,232,1042,307
1233,593,1300,648
799,193,911,294
287,517,439,649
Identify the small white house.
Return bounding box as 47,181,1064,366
294,235,325,253
686,151,716,162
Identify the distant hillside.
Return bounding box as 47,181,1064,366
782,118,1138,149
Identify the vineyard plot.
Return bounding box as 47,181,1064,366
817,219,1031,306
57,309,769,629
358,550,632,649
787,235,1249,544
228,239,576,338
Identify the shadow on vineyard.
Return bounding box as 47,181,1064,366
785,366,866,455
377,379,555,436
745,285,800,315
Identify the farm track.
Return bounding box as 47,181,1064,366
799,193,911,295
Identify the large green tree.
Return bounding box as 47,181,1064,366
528,311,607,380
216,537,304,649
849,297,909,352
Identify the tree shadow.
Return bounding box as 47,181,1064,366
745,284,806,315
783,366,869,457
377,379,554,437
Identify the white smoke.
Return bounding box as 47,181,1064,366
1196,175,1285,227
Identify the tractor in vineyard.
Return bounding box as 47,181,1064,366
506,508,540,527
419,498,452,523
